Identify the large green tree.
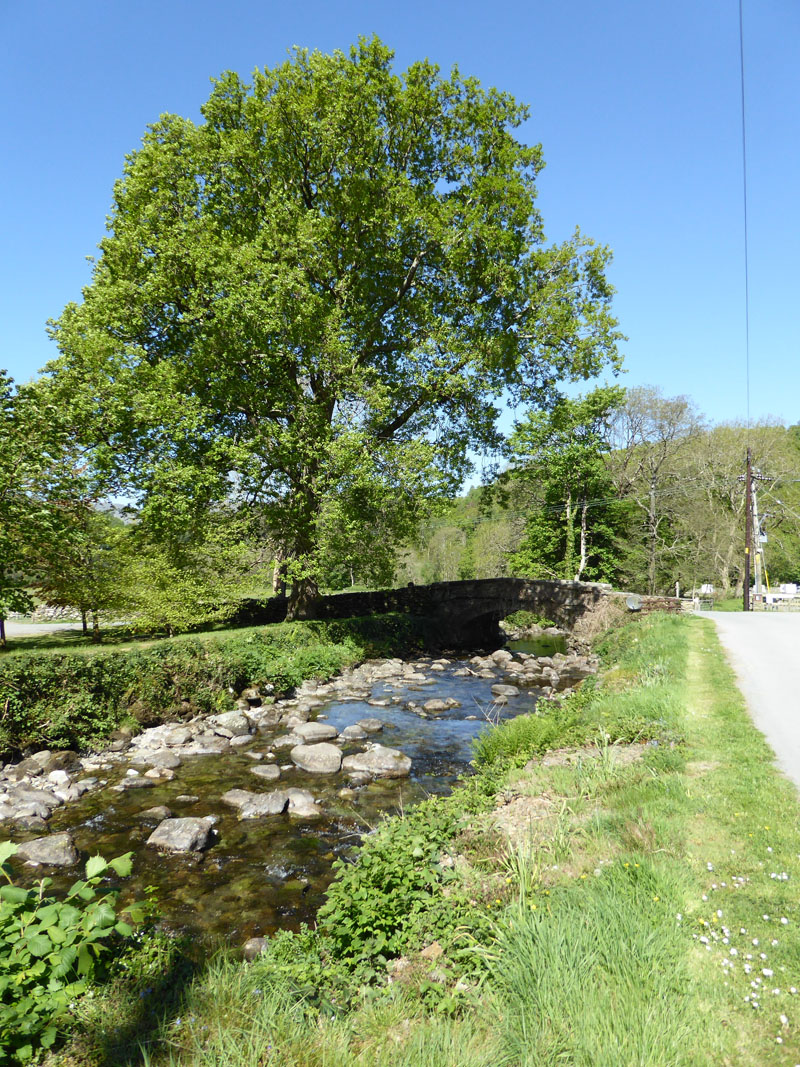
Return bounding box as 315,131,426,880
0,372,92,645
507,386,627,581
48,38,622,615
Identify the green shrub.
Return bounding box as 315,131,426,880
317,797,463,967
0,844,140,1064
502,610,555,630
0,615,429,756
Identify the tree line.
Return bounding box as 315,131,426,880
400,386,800,598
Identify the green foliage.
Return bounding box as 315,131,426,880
317,798,464,966
32,508,128,637
501,609,554,630
0,844,139,1064
48,37,621,614
0,371,96,644
0,614,428,754
507,386,628,582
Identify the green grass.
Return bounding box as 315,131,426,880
490,863,698,1066
712,596,744,611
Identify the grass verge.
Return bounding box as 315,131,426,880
39,613,800,1065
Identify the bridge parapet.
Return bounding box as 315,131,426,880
235,579,679,648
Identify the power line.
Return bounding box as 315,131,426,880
738,0,751,425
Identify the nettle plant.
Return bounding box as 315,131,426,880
0,842,141,1064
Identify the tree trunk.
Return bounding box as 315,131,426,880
564,489,574,579
81,610,88,635
286,576,321,621
647,477,657,595
0,616,5,648
576,500,588,581
91,612,101,643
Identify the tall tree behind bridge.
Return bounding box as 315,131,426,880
47,38,622,616
507,386,628,581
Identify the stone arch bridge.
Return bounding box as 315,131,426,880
236,578,678,648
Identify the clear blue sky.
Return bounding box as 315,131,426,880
2,0,797,427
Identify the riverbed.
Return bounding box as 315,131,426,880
5,639,581,946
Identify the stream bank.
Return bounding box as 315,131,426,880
2,638,595,946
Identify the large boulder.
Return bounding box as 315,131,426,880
341,724,368,741
293,722,338,742
16,832,78,866
209,711,252,738
290,743,342,775
491,684,520,698
286,788,322,818
144,749,183,770
146,816,216,852
342,745,411,779
357,718,384,734
220,788,290,819
162,726,194,747
423,699,448,713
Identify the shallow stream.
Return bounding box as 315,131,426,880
10,640,565,946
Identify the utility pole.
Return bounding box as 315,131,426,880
752,484,762,602
741,449,770,611
744,448,752,612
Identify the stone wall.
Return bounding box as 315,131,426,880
234,579,680,649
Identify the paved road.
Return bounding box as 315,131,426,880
706,611,800,791
2,621,83,638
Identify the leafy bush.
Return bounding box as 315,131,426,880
0,844,140,1064
0,615,428,756
317,797,463,966
501,610,555,630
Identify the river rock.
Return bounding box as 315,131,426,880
293,722,338,742
144,749,182,770
341,724,368,741
221,788,290,818
10,752,52,780
144,766,175,781
47,769,72,787
185,736,230,755
272,733,302,749
147,817,216,852
115,777,156,791
491,649,514,665
209,711,252,737
229,735,254,749
342,745,411,779
357,718,384,734
423,699,448,713
40,750,82,775
243,936,268,959
491,684,520,697
290,743,342,774
140,805,173,821
250,763,281,781
163,727,194,747
251,708,282,729
7,786,61,816
17,832,79,866
287,788,321,818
